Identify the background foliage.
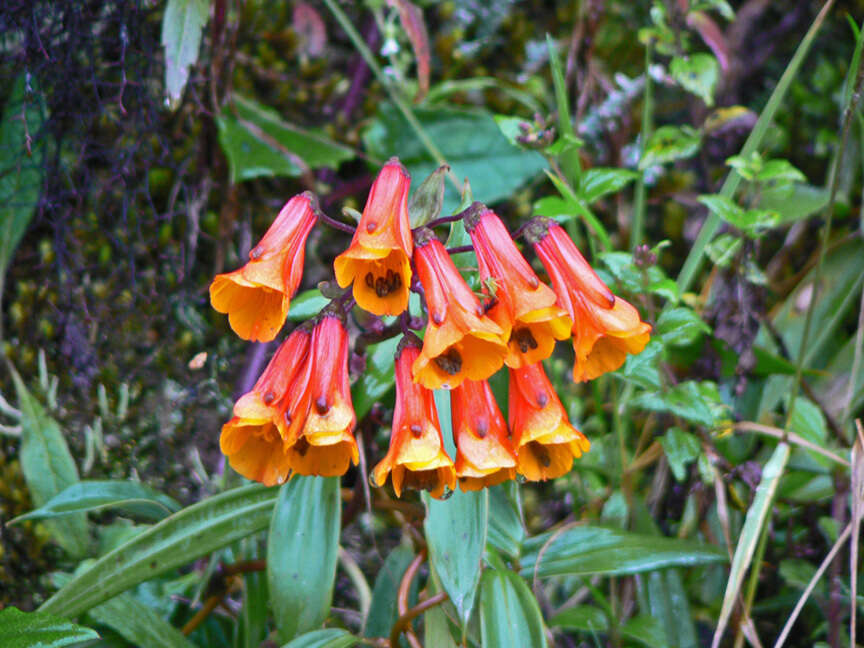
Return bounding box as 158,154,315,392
1,1,864,647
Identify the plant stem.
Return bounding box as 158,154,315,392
631,42,653,251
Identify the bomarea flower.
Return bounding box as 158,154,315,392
219,314,358,485
411,229,508,390
465,205,572,369
210,193,318,342
219,327,310,486
372,341,456,499
530,219,651,382
509,362,590,482
334,158,413,316
281,313,359,477
451,379,516,491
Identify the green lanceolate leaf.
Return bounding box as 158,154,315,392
712,442,790,648
364,103,546,214
423,390,488,626
486,481,525,559
0,607,98,648
11,365,89,558
288,289,330,322
40,484,278,618
280,628,359,648
0,75,46,299
268,476,341,643
479,570,547,648
363,545,415,639
217,94,355,183
521,525,726,578
10,480,181,524
161,0,209,109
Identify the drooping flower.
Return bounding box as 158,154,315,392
210,193,318,342
334,158,413,316
412,228,508,390
372,339,456,499
282,312,359,477
464,204,572,369
219,327,311,486
529,219,651,382
451,378,516,491
509,362,590,481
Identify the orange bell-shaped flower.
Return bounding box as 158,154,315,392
283,312,359,477
451,379,516,491
529,219,651,382
210,193,318,342
219,326,311,486
334,158,413,316
412,229,508,390
372,339,456,499
465,204,572,369
509,362,590,481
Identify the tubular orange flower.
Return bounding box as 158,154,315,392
210,193,318,342
451,379,516,491
412,229,507,390
219,327,311,486
283,312,359,477
464,204,572,369
334,158,413,316
529,219,651,382
372,340,456,499
509,362,590,481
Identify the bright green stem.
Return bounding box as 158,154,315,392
322,0,462,193
675,0,835,294
546,33,574,139
631,43,653,252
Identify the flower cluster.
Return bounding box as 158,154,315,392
211,158,650,496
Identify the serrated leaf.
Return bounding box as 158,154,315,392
268,476,340,642
280,628,359,648
40,484,278,618
480,570,547,648
0,607,98,648
660,428,702,482
632,381,726,428
656,307,710,347
161,0,209,109
364,103,546,214
619,340,663,389
705,233,742,267
217,94,355,183
670,53,719,106
640,126,701,169
521,526,725,578
11,366,89,558
579,167,638,203
11,480,180,524
698,194,743,224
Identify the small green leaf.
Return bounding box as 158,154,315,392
269,476,341,642
408,164,449,227
0,607,98,648
352,336,400,420
640,126,701,169
660,428,702,482
670,53,719,106
161,0,209,109
10,480,180,524
288,289,329,322
632,381,727,428
217,94,355,183
479,570,547,648
579,168,638,203
424,391,487,625
40,484,278,618
11,366,89,558
280,628,359,648
549,605,607,632
619,340,663,389
759,183,828,225
363,545,416,639
705,233,742,267
755,159,806,184
622,613,672,648
521,526,726,578
85,591,194,648
656,307,710,347
698,194,743,225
